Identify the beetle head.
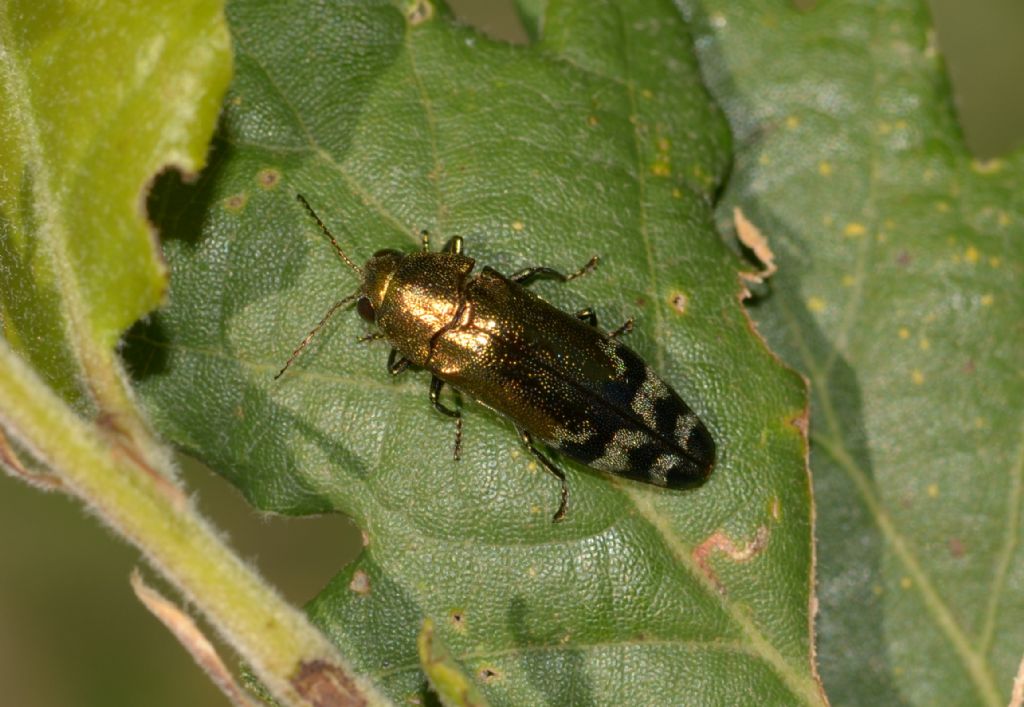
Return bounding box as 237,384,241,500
358,249,403,322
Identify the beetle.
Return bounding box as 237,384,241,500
276,194,715,521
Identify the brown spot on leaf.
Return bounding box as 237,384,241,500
790,407,809,436
896,250,912,267
449,609,466,632
670,292,688,314
478,667,501,683
693,525,772,593
224,192,247,212
258,168,281,189
349,570,371,596
292,659,366,707
963,359,976,374
948,537,966,558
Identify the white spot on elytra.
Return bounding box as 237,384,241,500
631,369,670,428
675,413,699,450
592,429,647,472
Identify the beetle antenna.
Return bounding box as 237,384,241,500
295,194,364,276
275,291,360,379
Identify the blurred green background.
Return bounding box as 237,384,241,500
1,1,1021,705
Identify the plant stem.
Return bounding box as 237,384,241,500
0,340,389,707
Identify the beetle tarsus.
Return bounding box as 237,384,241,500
610,318,634,339
430,376,463,460
517,426,569,522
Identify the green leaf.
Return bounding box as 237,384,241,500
418,617,491,707
0,0,231,405
685,0,1024,704
130,0,820,703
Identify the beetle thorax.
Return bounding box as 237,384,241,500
372,252,475,367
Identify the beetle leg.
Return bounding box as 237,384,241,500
430,376,463,460
420,229,430,252
387,348,410,375
511,255,599,285
516,427,569,522
357,331,386,343
575,307,598,327
577,308,632,338
442,236,463,255
610,318,634,339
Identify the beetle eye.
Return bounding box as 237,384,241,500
356,296,376,323
372,248,401,259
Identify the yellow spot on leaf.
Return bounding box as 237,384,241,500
657,137,670,152
844,222,866,237
919,338,930,351
971,158,1003,174
935,201,949,213
900,576,912,590
876,232,887,243
911,370,925,385
807,297,826,313
842,275,855,287
974,417,985,429
641,88,653,99
898,327,910,340
512,221,524,232
818,161,833,176
758,153,771,165
998,211,1010,227
785,115,800,129
671,187,682,199
927,484,939,498
587,115,599,126
405,0,434,25
878,121,892,135
980,294,994,306
989,256,1001,268
872,584,884,596
651,162,671,177
964,246,979,263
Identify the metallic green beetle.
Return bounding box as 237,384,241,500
277,195,715,520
